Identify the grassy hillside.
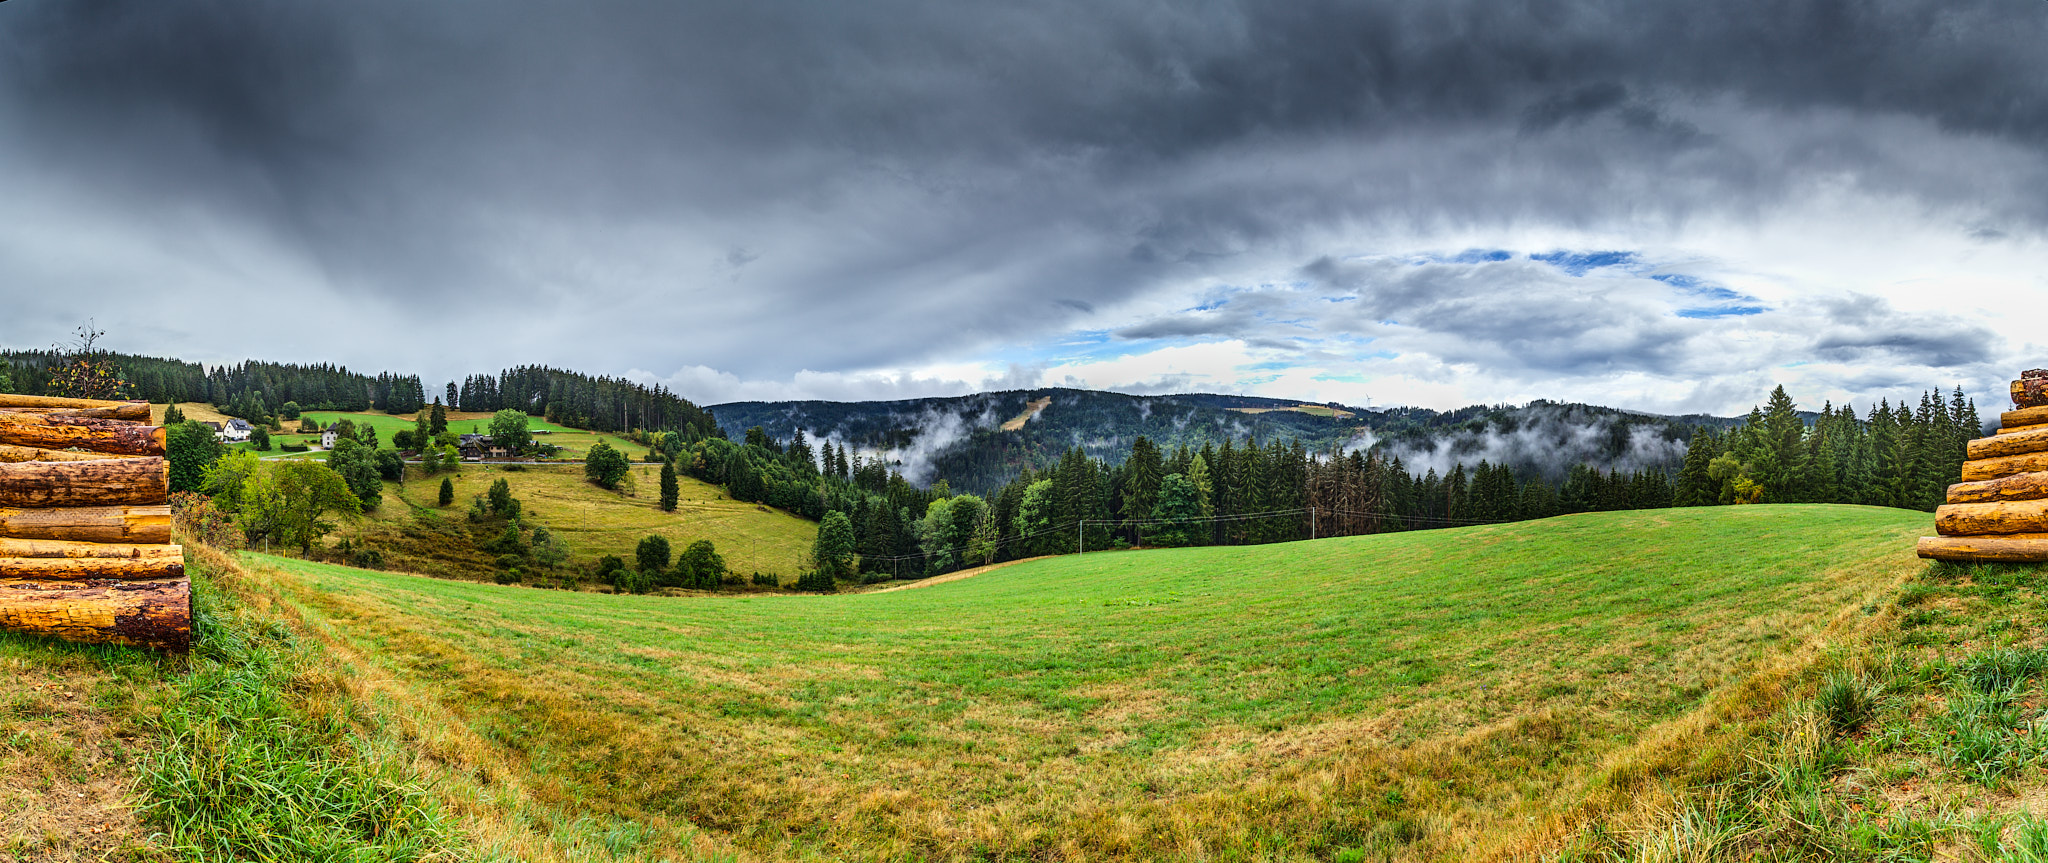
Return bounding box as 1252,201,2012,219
151,404,655,461
301,410,651,461
353,462,817,579
246,505,1936,861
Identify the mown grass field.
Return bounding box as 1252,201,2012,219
357,462,816,579
247,504,1937,861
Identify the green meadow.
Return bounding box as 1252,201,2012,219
244,505,1932,861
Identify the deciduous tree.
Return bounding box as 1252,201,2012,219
586,442,630,489
241,460,361,552
489,409,530,455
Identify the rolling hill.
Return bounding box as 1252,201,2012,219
233,504,1935,861
710,389,1739,492
340,462,819,581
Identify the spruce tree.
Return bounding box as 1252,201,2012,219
659,460,680,511
438,476,455,507
814,511,857,578
1674,428,1717,506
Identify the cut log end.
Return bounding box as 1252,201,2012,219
1918,535,2048,564
2014,379,2048,409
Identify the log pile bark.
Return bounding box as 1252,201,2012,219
0,395,185,650
1920,369,2048,565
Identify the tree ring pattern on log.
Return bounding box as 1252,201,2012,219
2014,378,2048,409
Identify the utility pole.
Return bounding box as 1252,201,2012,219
1311,506,1316,541
1077,519,1084,554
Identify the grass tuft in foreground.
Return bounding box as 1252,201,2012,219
1570,558,2048,862
132,543,463,862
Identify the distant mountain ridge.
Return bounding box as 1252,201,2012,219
710,388,1740,494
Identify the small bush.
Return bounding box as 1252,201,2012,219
279,442,309,453
794,569,836,593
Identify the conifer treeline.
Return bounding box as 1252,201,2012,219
672,424,1679,580
1671,385,1980,512
0,350,425,414
2,350,720,440
454,365,720,439
678,382,1977,581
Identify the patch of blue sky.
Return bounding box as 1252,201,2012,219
1531,249,1638,276
1323,295,1358,303
1313,372,1370,384
1651,273,1752,303
1184,298,1229,312
1241,361,1297,372
1448,248,1514,264
1676,305,1769,319
1236,374,1283,387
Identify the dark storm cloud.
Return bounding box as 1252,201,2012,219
0,0,2044,395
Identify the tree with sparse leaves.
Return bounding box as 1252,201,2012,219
45,321,134,400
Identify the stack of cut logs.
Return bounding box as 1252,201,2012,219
0,394,187,651
1918,369,2048,565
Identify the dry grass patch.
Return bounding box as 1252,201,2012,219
0,644,166,862
357,462,816,579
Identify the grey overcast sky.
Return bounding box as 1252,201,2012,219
2,0,2043,414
